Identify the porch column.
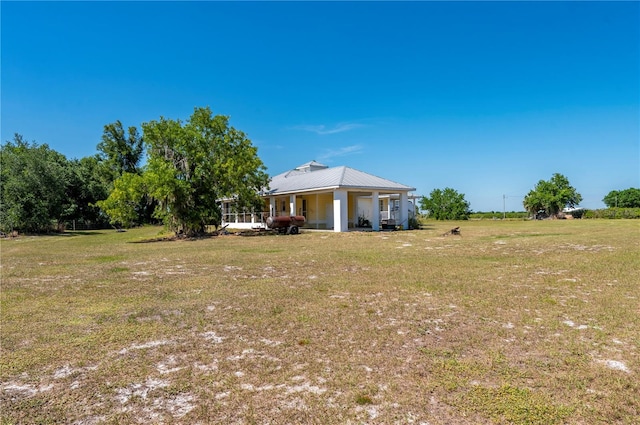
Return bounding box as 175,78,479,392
399,192,409,230
333,189,348,232
289,195,296,217
269,197,276,217
315,194,319,229
372,191,380,231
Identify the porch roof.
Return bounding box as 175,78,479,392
264,163,416,196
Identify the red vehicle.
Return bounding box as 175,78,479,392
266,215,305,234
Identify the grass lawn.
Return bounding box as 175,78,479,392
1,220,639,424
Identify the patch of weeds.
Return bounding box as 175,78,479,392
127,308,163,324
355,394,374,405
419,352,469,391
419,348,522,392
298,338,311,346
239,248,283,253
540,294,557,305
418,347,459,359
463,384,573,425
91,255,126,263
271,306,284,316
95,311,119,325
109,266,129,273
155,290,176,302
560,345,589,368
15,397,47,411
9,396,68,424
163,381,192,396
488,233,569,240
298,314,312,323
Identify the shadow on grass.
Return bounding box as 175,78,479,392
130,234,216,243
6,231,107,238
63,231,106,236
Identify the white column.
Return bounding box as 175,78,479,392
372,191,380,231
290,195,296,217
315,194,319,229
269,197,276,217
333,189,348,232
399,192,409,230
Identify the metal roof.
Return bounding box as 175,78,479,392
265,163,416,195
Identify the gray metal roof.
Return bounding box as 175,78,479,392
265,163,416,195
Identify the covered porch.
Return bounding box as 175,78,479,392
263,189,415,232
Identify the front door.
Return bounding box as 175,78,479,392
300,199,307,217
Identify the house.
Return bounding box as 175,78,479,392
221,161,417,232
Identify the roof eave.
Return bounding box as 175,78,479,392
264,186,341,196
263,185,416,196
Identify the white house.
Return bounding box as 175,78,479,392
222,161,417,232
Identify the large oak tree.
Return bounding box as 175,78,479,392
523,173,582,218
134,106,269,236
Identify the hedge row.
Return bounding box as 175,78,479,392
582,208,640,219
469,212,529,220
467,209,640,220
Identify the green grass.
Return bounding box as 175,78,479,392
1,220,639,424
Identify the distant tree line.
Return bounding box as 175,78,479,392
0,119,151,233
1,107,268,235
419,174,639,221
469,212,530,220
1,134,111,233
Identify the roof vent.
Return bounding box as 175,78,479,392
295,160,329,173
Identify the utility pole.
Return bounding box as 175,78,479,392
503,194,506,220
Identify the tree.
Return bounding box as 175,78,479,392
0,134,69,232
96,120,162,225
63,155,111,227
139,106,269,236
523,173,582,218
96,173,146,228
603,188,640,208
420,187,471,220
97,120,144,179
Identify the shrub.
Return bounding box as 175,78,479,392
408,215,421,229
582,208,640,219
469,212,529,220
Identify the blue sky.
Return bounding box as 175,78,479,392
2,1,638,212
